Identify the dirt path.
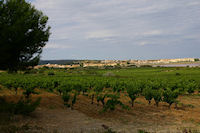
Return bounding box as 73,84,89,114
1,89,200,133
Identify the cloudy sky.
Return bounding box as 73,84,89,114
28,0,200,60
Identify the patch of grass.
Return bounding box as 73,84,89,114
178,102,195,108
48,105,56,110
135,101,145,105
104,128,116,133
138,129,150,133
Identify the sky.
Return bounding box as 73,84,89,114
28,0,200,60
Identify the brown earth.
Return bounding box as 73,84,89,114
0,89,200,133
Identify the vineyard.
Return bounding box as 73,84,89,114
1,67,200,132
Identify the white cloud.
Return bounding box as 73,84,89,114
139,41,149,46
44,43,72,49
143,30,162,36
187,2,200,6
29,0,200,59
86,30,118,39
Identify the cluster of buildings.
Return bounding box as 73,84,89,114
34,64,80,69
129,58,196,64
34,58,199,69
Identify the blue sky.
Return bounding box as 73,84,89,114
28,0,200,60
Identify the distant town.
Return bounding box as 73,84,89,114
35,58,200,69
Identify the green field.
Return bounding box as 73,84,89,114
0,67,200,109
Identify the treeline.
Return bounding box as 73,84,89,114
39,60,81,65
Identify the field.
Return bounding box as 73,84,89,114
1,67,200,133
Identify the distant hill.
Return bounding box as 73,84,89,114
39,60,81,65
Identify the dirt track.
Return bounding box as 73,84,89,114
1,89,200,133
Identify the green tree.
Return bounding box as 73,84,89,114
0,0,50,71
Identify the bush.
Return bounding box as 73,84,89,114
48,72,55,76
22,83,38,99
97,94,106,106
62,92,71,107
0,97,41,115
163,89,179,108
23,69,38,74
13,98,41,115
143,88,153,105
152,89,162,107
103,94,129,112
185,82,198,94
71,92,77,109
175,73,181,76
126,84,140,107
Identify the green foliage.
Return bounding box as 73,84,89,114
103,93,129,112
184,81,198,94
111,81,126,93
62,92,71,107
143,88,153,105
175,72,181,76
48,72,55,76
126,83,140,107
71,92,77,109
152,89,163,107
21,83,38,99
62,90,78,109
104,128,116,133
1,67,200,112
138,129,150,133
0,97,41,115
13,98,41,115
97,94,106,106
163,88,179,108
0,0,50,71
24,69,38,74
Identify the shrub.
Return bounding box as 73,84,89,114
126,84,140,107
152,89,163,107
103,94,129,112
97,94,106,106
23,69,37,74
22,83,38,99
62,92,71,107
143,88,153,105
163,88,179,108
13,98,41,115
175,73,181,76
48,72,55,76
4,80,21,95
185,82,198,94
0,97,41,115
71,92,77,109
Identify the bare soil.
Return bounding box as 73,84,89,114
1,89,200,133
